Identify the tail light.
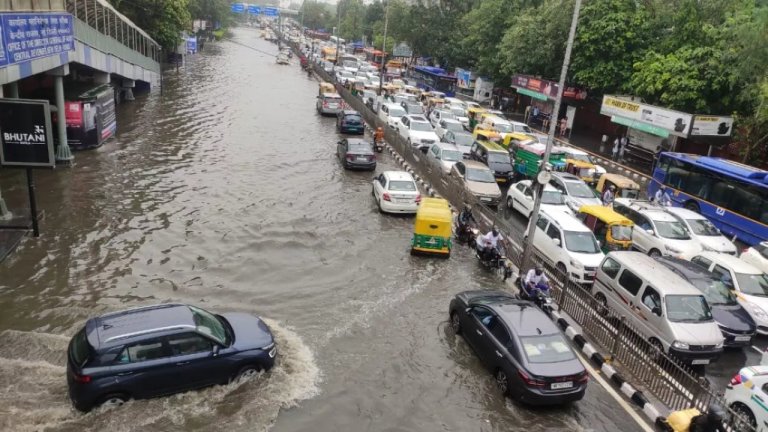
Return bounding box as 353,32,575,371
518,370,546,387
346,154,355,161
323,101,329,108
730,373,743,386
383,193,391,202
73,373,92,384
415,194,421,203
576,371,589,383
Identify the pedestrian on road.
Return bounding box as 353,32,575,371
654,185,672,207
602,185,615,207
559,117,568,137
619,135,628,162
612,137,620,161
524,105,531,124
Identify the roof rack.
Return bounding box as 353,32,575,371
98,303,181,320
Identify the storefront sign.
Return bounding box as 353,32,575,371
601,95,692,138
0,13,74,67
0,99,55,168
690,115,733,136
511,74,587,101
456,68,473,89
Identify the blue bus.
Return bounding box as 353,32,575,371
650,152,768,246
410,66,457,97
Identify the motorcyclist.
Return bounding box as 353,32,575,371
373,127,385,145
477,228,503,261
456,205,476,241
523,265,550,299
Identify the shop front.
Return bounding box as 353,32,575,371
511,74,587,137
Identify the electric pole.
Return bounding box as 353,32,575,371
520,0,582,272
335,1,342,63
378,0,389,95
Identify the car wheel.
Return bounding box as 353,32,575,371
97,393,129,410
684,201,700,213
731,403,757,430
556,263,568,283
648,338,664,362
495,369,511,396
648,249,661,258
233,364,262,382
594,292,609,317
506,196,514,210
450,311,461,334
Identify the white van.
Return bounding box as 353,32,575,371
593,251,724,365
527,207,605,285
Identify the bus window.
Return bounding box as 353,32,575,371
665,159,689,190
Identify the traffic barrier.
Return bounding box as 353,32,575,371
315,62,751,431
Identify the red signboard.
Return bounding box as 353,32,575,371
511,74,587,100
65,101,82,128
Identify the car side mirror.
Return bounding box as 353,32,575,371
646,229,655,235
651,306,661,317
465,307,473,314
553,238,561,247
212,344,220,356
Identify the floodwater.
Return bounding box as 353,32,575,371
0,28,643,432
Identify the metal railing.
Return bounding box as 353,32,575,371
307,54,753,431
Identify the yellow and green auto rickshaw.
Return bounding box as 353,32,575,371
596,173,641,199
411,198,452,257
576,205,634,253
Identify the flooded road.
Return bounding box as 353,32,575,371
0,28,643,431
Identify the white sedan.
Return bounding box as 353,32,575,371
724,365,768,431
505,180,570,218
664,207,738,255
741,242,768,273
372,171,421,214
434,119,465,139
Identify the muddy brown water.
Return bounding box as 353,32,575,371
0,28,644,432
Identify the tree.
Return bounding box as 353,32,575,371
114,0,191,50
188,0,232,29
298,1,334,31
338,0,367,41
460,0,524,81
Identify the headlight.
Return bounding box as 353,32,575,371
747,303,768,320
666,245,682,254
672,340,689,350
715,341,724,349
570,260,584,269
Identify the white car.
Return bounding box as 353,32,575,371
442,130,474,157
742,242,768,273
378,103,407,129
506,180,570,218
444,97,466,109
724,365,768,431
428,109,456,127
397,115,439,149
336,70,355,83
664,207,737,255
548,172,602,212
424,143,462,176
447,105,469,128
691,252,768,335
526,207,605,285
372,171,421,214
434,119,464,139
613,199,703,259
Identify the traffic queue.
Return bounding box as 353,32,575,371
296,31,768,430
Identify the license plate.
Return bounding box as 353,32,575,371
735,336,752,342
395,199,412,203
356,156,368,161
496,178,507,183
691,359,710,365
551,381,573,390
481,197,492,202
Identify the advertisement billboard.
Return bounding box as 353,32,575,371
0,99,55,168
600,95,693,138
510,74,587,101
690,115,734,137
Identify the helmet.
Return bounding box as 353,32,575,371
707,404,725,423
463,205,472,213
534,265,543,275
491,228,498,236
609,185,616,190
376,127,383,132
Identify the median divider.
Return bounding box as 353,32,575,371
305,56,751,431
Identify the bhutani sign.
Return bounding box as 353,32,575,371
0,99,55,167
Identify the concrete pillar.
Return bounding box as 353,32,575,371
47,65,74,163
0,85,11,220
121,78,135,101
94,71,110,85
7,82,19,98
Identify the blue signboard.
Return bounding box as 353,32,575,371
247,5,261,14
0,13,74,68
264,7,278,16
230,3,245,13
186,37,197,53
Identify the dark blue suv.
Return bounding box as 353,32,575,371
67,304,276,412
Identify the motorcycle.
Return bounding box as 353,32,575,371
372,137,384,153
454,218,475,245
475,239,513,280
518,278,555,314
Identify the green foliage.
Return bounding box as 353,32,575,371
299,1,335,31
114,0,191,50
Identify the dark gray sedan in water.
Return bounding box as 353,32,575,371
337,138,376,170
67,304,276,412
449,290,588,405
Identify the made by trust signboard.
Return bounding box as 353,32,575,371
0,13,75,68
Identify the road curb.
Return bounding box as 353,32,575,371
548,309,664,424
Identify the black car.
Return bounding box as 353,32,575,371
337,138,376,170
656,257,757,347
449,290,588,405
336,110,365,135
67,304,276,412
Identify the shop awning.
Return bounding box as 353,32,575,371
514,87,548,101
610,115,669,138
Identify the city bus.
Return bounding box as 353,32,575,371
410,66,457,97
363,47,385,68
650,152,768,246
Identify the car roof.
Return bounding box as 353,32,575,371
346,138,369,145
695,251,765,274
605,252,704,295
490,303,559,336
383,170,415,181
441,118,462,124
463,160,491,170
663,206,706,220
551,172,582,182
321,93,341,97
656,256,719,281
383,103,404,109
342,109,359,115
407,115,429,122
90,304,195,349
539,207,592,232
433,142,460,151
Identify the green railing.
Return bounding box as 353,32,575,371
73,18,159,74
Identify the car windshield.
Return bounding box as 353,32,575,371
689,278,738,306
348,142,371,152
441,149,462,162
389,107,406,117
411,121,432,131
495,123,513,133
564,231,601,254
686,218,720,236
520,333,576,363
514,124,533,133
610,225,633,241
445,122,463,132
388,180,416,191
343,60,357,68
564,181,594,198
407,105,424,114
570,153,591,163
438,111,456,120
453,134,474,146
466,168,496,183
541,190,565,205
758,244,768,259
451,107,466,116
488,153,511,164
340,71,354,78
189,305,228,344
665,295,713,323
344,115,361,123
655,220,691,240
735,272,768,297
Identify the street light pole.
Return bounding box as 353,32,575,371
378,0,389,95
520,0,582,272
335,1,341,63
